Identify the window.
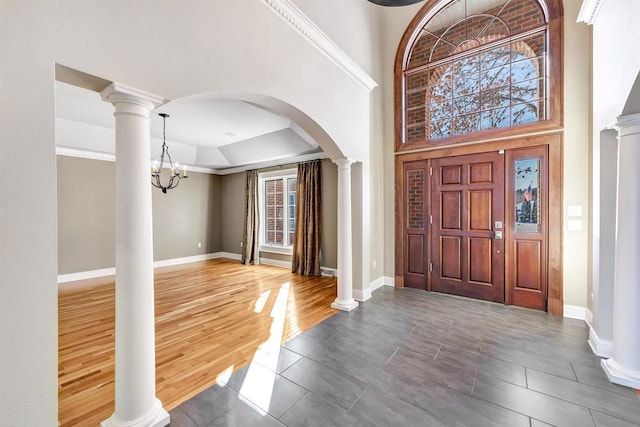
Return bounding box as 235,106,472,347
259,170,297,253
401,0,552,144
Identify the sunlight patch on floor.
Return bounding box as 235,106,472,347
239,281,290,415
215,365,234,387
254,289,271,313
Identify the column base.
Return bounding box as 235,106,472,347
331,298,359,312
101,398,170,427
601,358,640,390
588,326,613,358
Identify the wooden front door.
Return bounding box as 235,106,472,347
505,146,548,310
431,152,505,302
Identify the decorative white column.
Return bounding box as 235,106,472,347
100,83,170,427
332,158,359,311
602,113,640,389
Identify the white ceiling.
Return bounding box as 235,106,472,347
54,81,323,173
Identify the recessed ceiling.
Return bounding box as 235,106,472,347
54,81,323,172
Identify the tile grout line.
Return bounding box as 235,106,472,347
278,390,310,421
433,343,443,360
385,347,400,365
569,361,579,383
368,326,381,338
347,384,370,412
409,324,418,335
471,372,478,395
587,408,598,427
177,406,199,427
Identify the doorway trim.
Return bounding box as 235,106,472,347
395,132,563,315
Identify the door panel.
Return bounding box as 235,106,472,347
506,146,548,310
469,238,492,284
515,240,542,290
407,235,425,274
440,236,462,279
403,161,429,289
442,192,462,229
469,190,492,230
431,152,505,302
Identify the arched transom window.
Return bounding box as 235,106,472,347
402,0,550,143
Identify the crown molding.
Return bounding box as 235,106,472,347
56,146,327,176
213,151,329,175
56,146,116,162
258,0,378,91
577,0,604,25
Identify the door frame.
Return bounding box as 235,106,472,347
395,132,563,315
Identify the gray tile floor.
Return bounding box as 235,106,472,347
169,287,640,427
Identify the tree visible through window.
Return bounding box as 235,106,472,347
403,0,549,143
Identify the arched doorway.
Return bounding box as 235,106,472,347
394,0,564,314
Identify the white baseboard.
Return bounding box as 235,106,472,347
58,252,242,284
215,252,242,261
153,252,221,268
563,304,587,320
57,252,338,284
588,326,613,358
601,358,640,389
354,276,395,302
353,288,372,302
57,267,116,283
585,308,594,325
260,257,290,269
370,276,386,293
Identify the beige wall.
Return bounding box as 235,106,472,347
57,156,222,274
294,0,386,287
379,3,424,279
562,0,591,308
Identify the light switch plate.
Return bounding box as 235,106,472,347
568,205,582,217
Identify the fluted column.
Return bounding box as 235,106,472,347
100,83,169,427
332,158,359,311
602,112,640,389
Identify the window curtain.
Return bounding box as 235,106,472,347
292,160,322,275
241,170,260,265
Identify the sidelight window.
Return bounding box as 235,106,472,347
514,157,540,233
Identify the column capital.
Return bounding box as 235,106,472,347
615,113,640,138
100,82,164,111
333,157,355,170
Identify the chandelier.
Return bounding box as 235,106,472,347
151,113,188,193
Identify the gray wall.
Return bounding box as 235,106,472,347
220,172,246,255
57,156,222,274
57,156,116,273
219,159,338,269
57,156,337,274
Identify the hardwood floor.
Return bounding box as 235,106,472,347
58,258,338,426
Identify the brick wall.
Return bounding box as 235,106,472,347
408,0,545,70
403,0,548,142
407,169,425,229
